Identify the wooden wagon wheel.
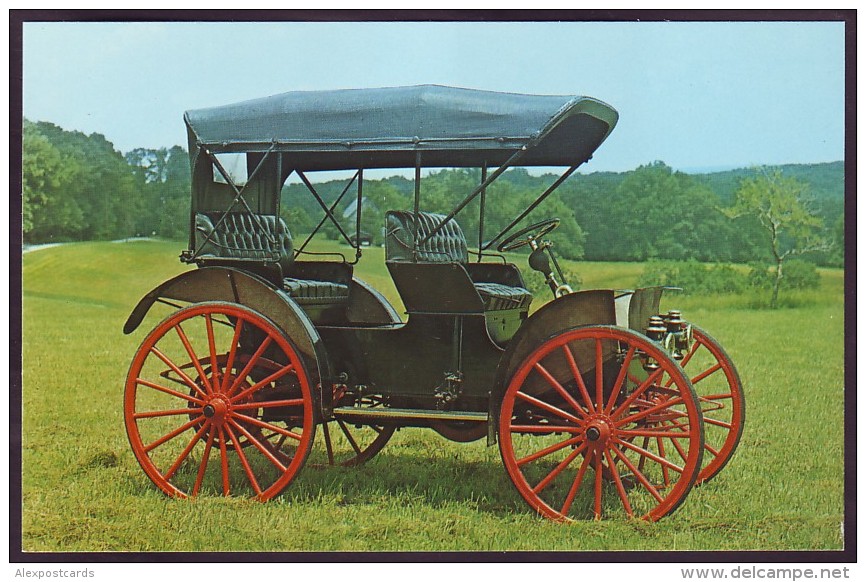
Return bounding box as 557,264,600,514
499,325,704,521
124,302,316,500
319,390,395,467
676,326,745,484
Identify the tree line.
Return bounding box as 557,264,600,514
22,119,843,271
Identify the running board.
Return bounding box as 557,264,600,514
332,407,488,423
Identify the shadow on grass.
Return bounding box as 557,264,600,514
120,447,531,519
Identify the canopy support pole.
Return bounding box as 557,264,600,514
413,152,422,261
477,162,487,262
482,164,580,252
353,169,364,264
419,145,528,246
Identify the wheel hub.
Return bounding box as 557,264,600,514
203,396,229,427
585,416,614,450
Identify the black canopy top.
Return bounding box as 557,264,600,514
184,85,618,170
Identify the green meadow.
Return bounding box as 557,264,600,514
21,239,845,552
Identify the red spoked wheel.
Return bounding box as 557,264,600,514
124,302,316,500
677,326,745,484
499,325,704,521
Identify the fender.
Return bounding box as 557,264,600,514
123,266,332,389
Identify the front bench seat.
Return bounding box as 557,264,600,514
384,210,532,312
194,212,349,306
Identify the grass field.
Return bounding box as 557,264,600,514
20,239,846,552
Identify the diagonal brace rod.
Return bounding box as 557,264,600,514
483,164,579,251
297,170,357,247
295,170,359,256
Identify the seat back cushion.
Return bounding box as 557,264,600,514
385,210,468,263
195,212,293,273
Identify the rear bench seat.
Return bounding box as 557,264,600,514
193,212,349,306
384,210,532,312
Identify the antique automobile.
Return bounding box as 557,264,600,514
123,85,744,521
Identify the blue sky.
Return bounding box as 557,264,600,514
22,20,845,174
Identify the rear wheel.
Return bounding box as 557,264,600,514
499,325,704,521
319,391,394,467
124,302,316,500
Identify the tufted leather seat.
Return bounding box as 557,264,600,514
385,210,469,263
283,278,349,305
195,212,348,305
385,210,532,311
474,282,533,311
195,212,293,267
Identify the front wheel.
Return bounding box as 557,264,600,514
499,325,704,521
124,302,316,500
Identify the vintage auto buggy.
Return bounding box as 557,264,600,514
123,85,744,521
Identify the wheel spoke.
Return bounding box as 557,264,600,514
699,393,734,401
221,319,244,392
616,438,684,474
232,398,306,412
517,435,584,466
662,421,690,462
562,345,596,413
223,423,262,496
605,449,634,518
611,444,664,503
593,450,603,520
136,378,204,405
192,426,217,496
337,420,363,455
218,427,230,496
560,449,593,516
605,346,636,415
228,418,288,472
322,421,335,465
164,422,210,480
617,428,694,439
609,367,665,421
594,339,604,413
204,314,220,389
677,337,701,368
703,416,733,429
232,412,303,441
657,437,671,488
143,416,204,453
134,407,202,420
534,363,590,419
226,335,274,398
615,395,684,427
704,442,721,457
691,363,723,385
516,391,584,426
149,347,208,400
509,424,583,435
531,442,587,494
175,323,212,394
230,364,296,404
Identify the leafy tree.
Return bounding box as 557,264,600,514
724,169,831,308
588,162,732,261
22,120,85,241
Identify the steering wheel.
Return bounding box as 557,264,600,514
496,218,560,252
